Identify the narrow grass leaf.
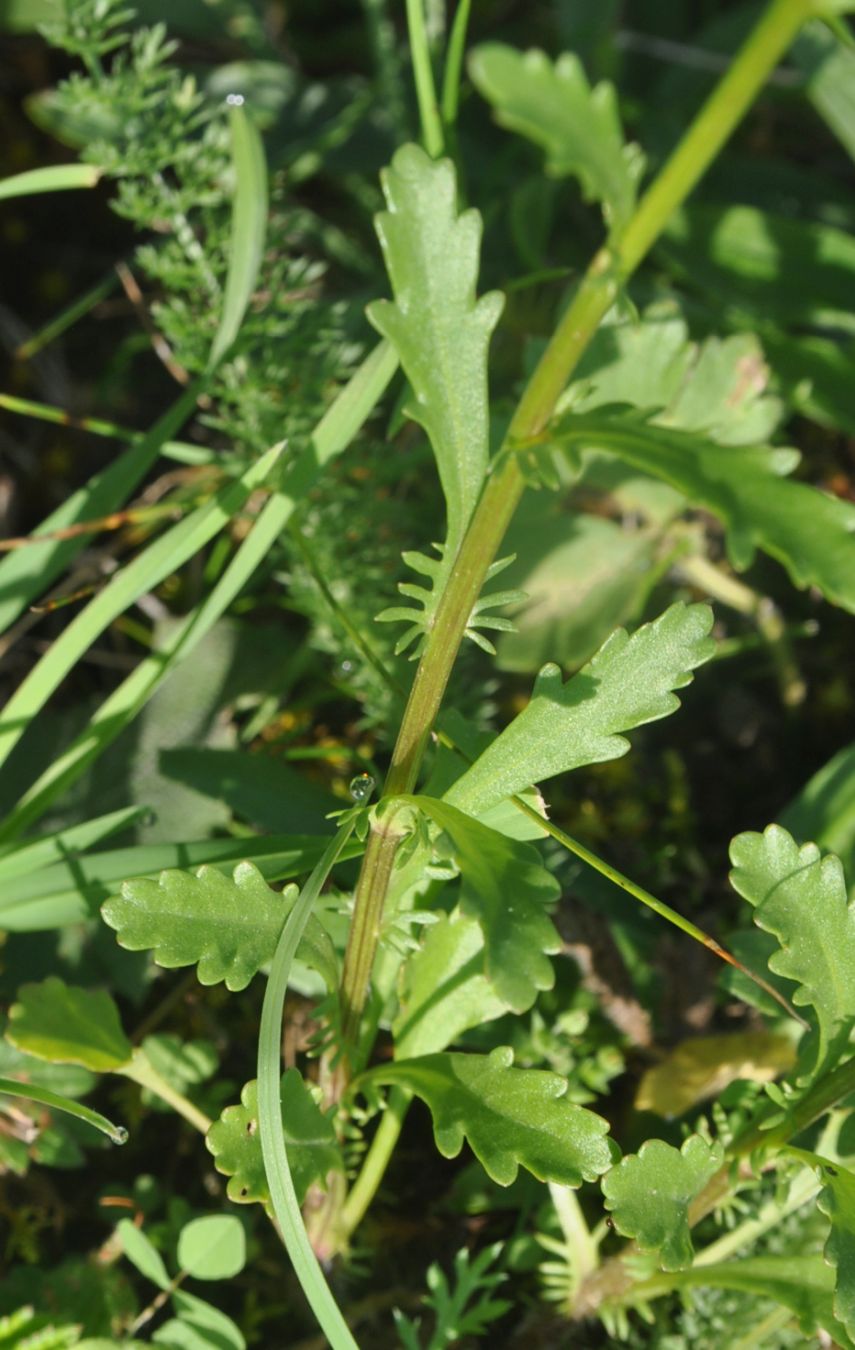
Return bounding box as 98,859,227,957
1,342,396,839
0,163,100,201
0,443,281,775
209,102,268,367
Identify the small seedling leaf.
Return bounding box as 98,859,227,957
205,1071,341,1210
117,1218,171,1290
6,978,132,1072
602,1135,724,1270
177,1215,246,1281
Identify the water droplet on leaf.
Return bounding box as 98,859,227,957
349,773,374,804
111,1125,129,1145
226,93,245,106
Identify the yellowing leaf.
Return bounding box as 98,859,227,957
635,1031,796,1119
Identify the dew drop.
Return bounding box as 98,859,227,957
111,1125,129,1145
349,773,375,804
226,92,245,106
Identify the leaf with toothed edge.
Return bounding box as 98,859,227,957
602,1135,725,1270
445,602,715,818
357,1046,614,1187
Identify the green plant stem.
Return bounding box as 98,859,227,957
440,0,472,129
340,1086,411,1236
574,1055,855,1316
15,267,120,361
405,0,444,157
122,1052,212,1135
337,0,820,1075
549,1182,599,1294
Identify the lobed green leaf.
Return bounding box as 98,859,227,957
445,602,714,817
553,406,855,612
729,824,855,1077
601,1135,724,1270
366,144,503,557
359,1045,613,1188
102,861,336,993
403,796,560,1013
206,1072,341,1211
469,43,643,231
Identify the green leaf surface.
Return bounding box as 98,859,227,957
813,1159,855,1340
729,824,855,1076
0,806,149,886
393,911,510,1058
103,862,336,993
366,144,503,555
0,162,100,200
553,407,855,611
602,1135,724,1270
0,834,347,933
468,43,643,230
661,204,855,334
570,307,783,445
664,1255,844,1341
205,1071,341,1209
162,1292,245,1350
6,978,132,1072
446,602,714,817
793,20,855,162
209,102,268,367
159,747,336,834
117,1218,171,1291
177,1216,246,1281
404,796,560,1013
359,1045,613,1187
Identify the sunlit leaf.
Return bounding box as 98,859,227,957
359,1045,613,1187
205,1072,341,1209
552,407,855,612
602,1135,724,1270
6,978,132,1072
0,162,100,201
118,1218,171,1290
102,861,336,993
177,1216,246,1281
393,911,510,1058
367,143,503,556
729,824,855,1077
446,602,714,817
404,796,560,1013
469,44,643,231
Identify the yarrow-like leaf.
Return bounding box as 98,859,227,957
601,1135,724,1270
359,1045,614,1188
729,824,855,1077
469,43,644,232
445,602,714,817
102,861,337,993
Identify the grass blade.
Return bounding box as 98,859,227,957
0,341,398,838
0,1077,127,1144
209,101,268,368
0,381,203,634
0,164,100,201
0,444,281,776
